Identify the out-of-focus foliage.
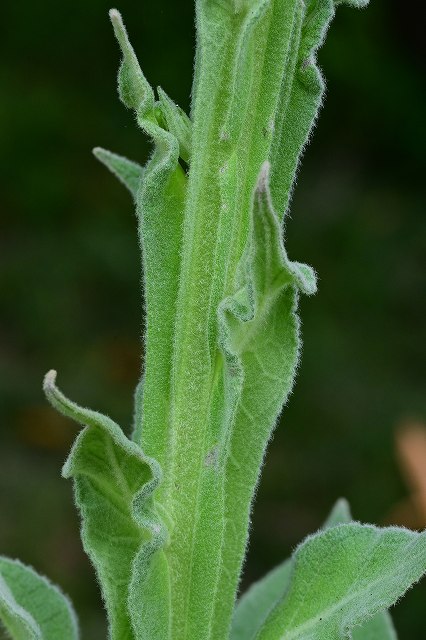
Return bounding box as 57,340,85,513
0,0,424,638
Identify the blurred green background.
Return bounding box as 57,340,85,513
1,0,425,636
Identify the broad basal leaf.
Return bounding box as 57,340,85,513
43,370,168,640
230,499,351,640
256,523,426,639
0,557,78,640
231,500,398,640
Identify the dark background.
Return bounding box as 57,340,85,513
1,0,425,636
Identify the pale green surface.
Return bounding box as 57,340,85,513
43,370,167,640
231,500,398,640
232,561,293,640
256,523,426,639
0,557,78,640
269,0,368,216
108,10,186,490
157,87,192,164
231,499,351,640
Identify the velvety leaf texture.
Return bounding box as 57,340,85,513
230,499,351,640
269,0,369,217
256,523,426,639
207,161,315,639
156,87,192,164
231,500,398,640
107,10,187,490
43,371,168,640
0,557,78,640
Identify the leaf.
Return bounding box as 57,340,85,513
109,9,155,117
269,0,369,217
93,147,143,199
208,162,315,638
232,561,294,640
82,11,187,638
256,523,426,639
0,557,78,640
231,499,351,640
156,87,192,164
107,11,186,480
231,500,397,640
162,0,344,634
352,611,397,640
43,370,168,640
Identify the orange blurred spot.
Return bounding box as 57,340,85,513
395,421,426,528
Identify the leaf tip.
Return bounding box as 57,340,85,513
335,496,350,511
109,7,121,24
92,146,104,162
43,369,57,394
109,8,128,50
92,146,110,163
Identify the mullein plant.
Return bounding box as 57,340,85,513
1,1,426,638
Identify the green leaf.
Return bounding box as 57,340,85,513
160,0,363,633
93,147,143,199
43,370,168,640
352,611,397,640
269,0,368,218
256,523,426,639
108,13,187,504
109,9,155,118
0,557,78,640
231,499,350,640
208,162,315,638
156,87,192,164
231,500,397,640
232,561,293,640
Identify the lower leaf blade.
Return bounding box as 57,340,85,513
232,500,398,640
256,523,426,639
231,498,352,640
0,557,78,640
